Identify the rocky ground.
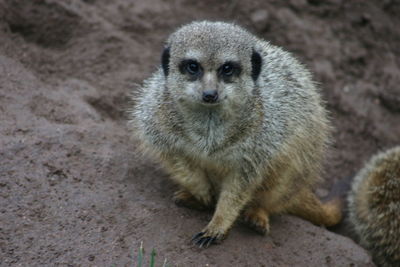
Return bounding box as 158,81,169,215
1,0,399,266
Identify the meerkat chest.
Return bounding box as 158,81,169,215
182,112,231,155
196,156,231,191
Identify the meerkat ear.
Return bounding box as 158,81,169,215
251,50,262,81
161,47,170,76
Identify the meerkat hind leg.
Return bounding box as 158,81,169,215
165,157,213,210
173,188,211,211
242,205,270,235
287,190,342,227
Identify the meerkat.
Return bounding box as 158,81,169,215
348,146,400,267
130,21,342,248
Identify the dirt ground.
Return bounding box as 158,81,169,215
0,0,399,266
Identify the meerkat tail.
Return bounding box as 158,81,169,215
287,190,342,227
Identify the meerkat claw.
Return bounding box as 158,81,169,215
191,232,205,242
192,233,217,248
201,237,216,248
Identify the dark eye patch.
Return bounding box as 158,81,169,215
179,59,203,79
221,63,234,76
186,61,200,75
218,61,241,82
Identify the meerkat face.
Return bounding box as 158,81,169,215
161,21,262,109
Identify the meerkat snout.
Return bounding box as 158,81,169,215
202,90,218,103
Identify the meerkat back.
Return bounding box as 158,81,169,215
348,146,400,267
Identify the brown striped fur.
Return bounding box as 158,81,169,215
348,146,400,267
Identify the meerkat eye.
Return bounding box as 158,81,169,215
221,63,234,76
218,62,241,80
179,59,202,77
186,61,200,75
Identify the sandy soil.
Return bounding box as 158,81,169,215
1,0,399,266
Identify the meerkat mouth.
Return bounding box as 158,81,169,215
197,96,227,107
199,101,221,106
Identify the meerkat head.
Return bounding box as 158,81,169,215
161,21,262,109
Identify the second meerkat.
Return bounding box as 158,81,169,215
348,147,400,267
131,21,342,247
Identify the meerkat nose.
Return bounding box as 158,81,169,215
202,90,219,103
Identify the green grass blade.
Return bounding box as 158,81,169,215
149,248,156,267
137,241,144,267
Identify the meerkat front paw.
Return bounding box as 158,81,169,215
242,206,270,235
191,227,226,248
172,189,211,211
